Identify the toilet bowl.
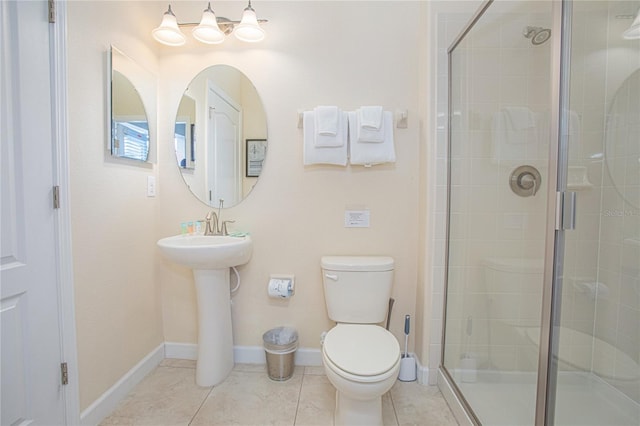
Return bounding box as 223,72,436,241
322,324,400,425
320,256,400,426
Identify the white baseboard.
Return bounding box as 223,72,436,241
163,342,323,366
80,343,164,426
415,354,431,385
163,342,197,360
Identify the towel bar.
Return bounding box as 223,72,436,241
297,109,408,129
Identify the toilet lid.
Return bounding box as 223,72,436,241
324,325,400,376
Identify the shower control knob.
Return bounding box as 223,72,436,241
510,165,542,197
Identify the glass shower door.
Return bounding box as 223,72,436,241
443,1,554,424
550,1,640,425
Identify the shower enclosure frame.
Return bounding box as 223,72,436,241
440,0,576,424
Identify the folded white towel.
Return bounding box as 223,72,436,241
358,106,383,130
356,107,385,143
313,108,345,148
314,106,339,136
348,111,395,166
303,111,348,166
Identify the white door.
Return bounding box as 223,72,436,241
1,1,66,424
206,83,241,206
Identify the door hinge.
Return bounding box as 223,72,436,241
53,185,60,209
48,0,56,23
555,191,577,230
60,362,68,385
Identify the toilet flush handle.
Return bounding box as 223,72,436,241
325,274,339,281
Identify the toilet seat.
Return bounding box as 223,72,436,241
323,324,400,378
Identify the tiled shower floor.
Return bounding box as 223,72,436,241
100,359,459,425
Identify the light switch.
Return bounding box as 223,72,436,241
147,176,156,197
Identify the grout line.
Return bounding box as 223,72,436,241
389,389,401,426
188,385,214,425
292,368,306,425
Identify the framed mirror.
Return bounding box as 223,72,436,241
175,65,267,207
108,45,156,162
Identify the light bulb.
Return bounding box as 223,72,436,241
152,5,186,47
192,3,225,44
234,3,265,42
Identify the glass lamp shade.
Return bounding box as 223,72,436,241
152,9,186,46
192,9,225,44
234,7,265,42
623,13,640,40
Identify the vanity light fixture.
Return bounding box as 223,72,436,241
623,9,640,40
152,5,186,47
152,1,267,46
234,1,266,42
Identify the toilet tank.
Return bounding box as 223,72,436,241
321,256,394,324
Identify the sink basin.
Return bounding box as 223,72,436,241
157,234,252,270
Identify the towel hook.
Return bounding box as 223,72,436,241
396,109,408,128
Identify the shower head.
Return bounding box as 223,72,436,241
523,26,551,45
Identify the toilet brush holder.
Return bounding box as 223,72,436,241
398,354,417,382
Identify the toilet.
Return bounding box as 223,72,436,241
320,256,401,426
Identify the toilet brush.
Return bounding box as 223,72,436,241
398,314,417,382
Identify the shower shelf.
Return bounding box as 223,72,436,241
567,166,593,190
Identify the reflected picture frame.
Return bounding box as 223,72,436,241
246,139,267,177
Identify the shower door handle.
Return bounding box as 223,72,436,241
556,191,577,230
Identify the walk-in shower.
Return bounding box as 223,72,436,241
440,0,640,425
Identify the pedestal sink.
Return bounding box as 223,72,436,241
157,234,252,387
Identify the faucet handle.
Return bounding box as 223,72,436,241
221,220,235,236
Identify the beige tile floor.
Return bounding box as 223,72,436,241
101,359,459,426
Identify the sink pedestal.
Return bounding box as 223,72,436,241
156,234,252,387
193,268,234,387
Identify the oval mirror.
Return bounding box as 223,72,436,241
605,68,640,210
175,65,267,208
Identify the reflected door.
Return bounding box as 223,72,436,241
206,84,241,206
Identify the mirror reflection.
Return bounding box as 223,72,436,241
109,46,155,162
605,68,640,209
175,65,267,207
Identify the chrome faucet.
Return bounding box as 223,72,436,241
204,199,234,236
204,210,219,235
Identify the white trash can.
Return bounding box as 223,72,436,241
263,327,298,381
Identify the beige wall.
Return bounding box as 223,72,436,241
157,0,422,349
68,1,164,410
68,0,426,411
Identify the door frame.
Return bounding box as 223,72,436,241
50,1,80,423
